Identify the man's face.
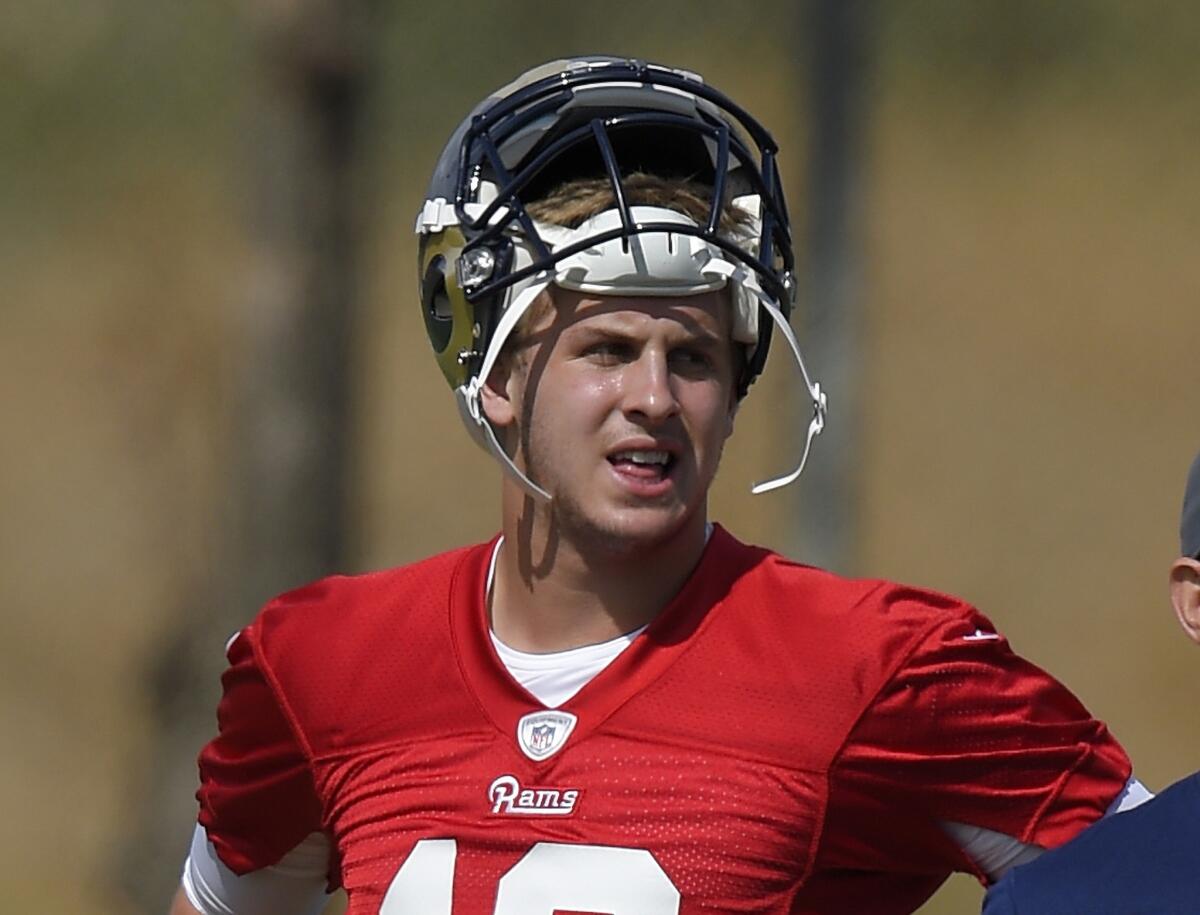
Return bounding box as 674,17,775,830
488,287,739,551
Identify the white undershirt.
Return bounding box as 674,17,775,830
491,628,644,707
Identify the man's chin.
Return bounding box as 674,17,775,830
556,501,699,556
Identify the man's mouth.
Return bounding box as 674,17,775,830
608,449,675,481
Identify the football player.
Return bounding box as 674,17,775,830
169,57,1146,915
981,451,1200,914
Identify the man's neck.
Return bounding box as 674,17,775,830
489,508,711,654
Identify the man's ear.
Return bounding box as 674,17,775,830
1169,557,1200,646
479,359,519,429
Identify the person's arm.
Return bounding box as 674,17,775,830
172,823,330,915
941,775,1152,881
169,885,203,915
174,626,332,914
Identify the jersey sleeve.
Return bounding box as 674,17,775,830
818,603,1131,882
195,627,327,877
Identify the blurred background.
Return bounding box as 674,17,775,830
3,1,1198,912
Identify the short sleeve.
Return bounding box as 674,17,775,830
196,628,326,876
818,605,1131,881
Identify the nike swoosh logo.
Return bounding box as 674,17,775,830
962,629,1002,642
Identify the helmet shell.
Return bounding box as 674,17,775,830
416,55,794,395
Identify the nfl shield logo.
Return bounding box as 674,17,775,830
530,724,555,751
516,710,578,761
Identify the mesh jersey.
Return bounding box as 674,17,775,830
196,525,1130,914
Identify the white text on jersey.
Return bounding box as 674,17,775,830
488,774,580,816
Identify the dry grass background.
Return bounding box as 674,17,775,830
3,4,1198,913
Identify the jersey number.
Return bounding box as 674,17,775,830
380,838,681,914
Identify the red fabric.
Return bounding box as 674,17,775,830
196,628,323,875
194,527,1130,913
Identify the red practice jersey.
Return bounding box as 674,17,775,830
196,526,1130,914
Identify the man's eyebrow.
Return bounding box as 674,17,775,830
668,327,727,352
570,321,725,348
679,330,726,349
569,324,639,344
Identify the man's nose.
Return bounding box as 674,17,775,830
622,351,680,424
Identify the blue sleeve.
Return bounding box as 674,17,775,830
978,773,1200,915
981,874,1019,915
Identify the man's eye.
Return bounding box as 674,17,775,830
585,342,631,362
671,349,713,371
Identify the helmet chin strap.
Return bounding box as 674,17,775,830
455,212,828,503
697,255,827,494
748,291,827,494
457,275,555,503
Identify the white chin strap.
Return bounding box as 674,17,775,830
748,293,827,494
454,206,827,502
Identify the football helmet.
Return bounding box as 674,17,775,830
416,56,826,500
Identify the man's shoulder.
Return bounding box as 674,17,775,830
224,540,495,739
708,526,1001,715
714,525,982,640
655,528,1000,764
243,539,492,657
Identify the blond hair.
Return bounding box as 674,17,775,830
524,172,751,236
